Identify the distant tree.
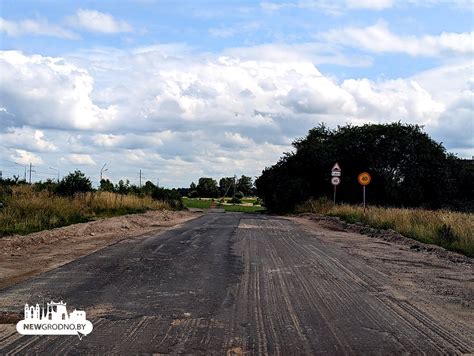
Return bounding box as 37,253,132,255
33,179,58,193
190,182,197,190
99,179,115,192
196,177,219,197
151,187,183,209
219,177,234,197
141,181,156,196
237,175,253,196
188,190,199,198
116,179,130,195
56,170,93,197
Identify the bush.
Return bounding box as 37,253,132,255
228,197,242,204
56,171,93,197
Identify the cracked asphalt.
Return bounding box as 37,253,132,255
0,213,472,354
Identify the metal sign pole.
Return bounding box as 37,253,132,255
363,186,366,212
333,185,336,204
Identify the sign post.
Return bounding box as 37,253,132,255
331,163,342,204
357,172,371,212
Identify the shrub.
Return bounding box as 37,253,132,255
56,171,93,197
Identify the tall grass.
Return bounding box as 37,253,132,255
297,198,474,257
0,185,170,236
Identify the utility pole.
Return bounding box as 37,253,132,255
28,163,34,184
156,178,159,187
139,169,142,188
100,163,108,182
232,175,237,204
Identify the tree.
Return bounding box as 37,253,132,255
56,170,93,197
151,187,183,209
237,175,253,196
219,177,234,197
99,179,115,192
256,123,469,212
196,177,219,197
116,179,130,195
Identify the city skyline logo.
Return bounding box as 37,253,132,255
16,300,93,339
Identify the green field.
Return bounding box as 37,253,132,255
182,197,265,213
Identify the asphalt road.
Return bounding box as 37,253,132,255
0,213,472,354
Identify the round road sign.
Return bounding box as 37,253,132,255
358,172,371,186
331,177,341,186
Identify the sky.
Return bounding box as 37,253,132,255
0,0,473,187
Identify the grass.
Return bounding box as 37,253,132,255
182,197,266,213
0,185,170,236
297,199,474,257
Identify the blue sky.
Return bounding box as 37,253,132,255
0,1,473,186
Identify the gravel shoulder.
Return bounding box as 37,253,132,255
288,214,473,330
0,210,200,290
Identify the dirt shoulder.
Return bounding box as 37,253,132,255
288,214,473,328
0,210,200,290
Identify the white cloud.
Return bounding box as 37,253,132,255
10,149,43,165
62,154,97,166
0,128,57,152
68,9,133,34
0,50,117,130
0,17,78,39
260,0,471,13
346,0,393,9
321,21,474,56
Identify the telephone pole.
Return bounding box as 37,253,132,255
139,169,142,188
232,175,237,204
28,163,34,184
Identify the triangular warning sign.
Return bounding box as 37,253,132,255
332,163,341,171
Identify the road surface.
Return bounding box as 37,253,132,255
0,213,472,354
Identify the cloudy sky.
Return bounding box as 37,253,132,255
0,0,472,187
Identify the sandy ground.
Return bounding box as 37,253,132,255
289,214,474,329
0,210,200,290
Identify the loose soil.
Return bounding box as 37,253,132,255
0,210,199,290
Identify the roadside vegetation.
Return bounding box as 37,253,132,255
297,199,474,257
0,171,180,236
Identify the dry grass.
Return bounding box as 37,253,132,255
0,185,170,236
297,199,474,257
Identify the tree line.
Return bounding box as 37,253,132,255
0,171,183,208
256,123,473,213
187,176,255,199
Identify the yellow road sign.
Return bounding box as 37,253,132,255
358,172,371,186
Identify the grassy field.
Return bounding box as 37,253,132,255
297,199,474,257
182,197,265,213
0,185,170,236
